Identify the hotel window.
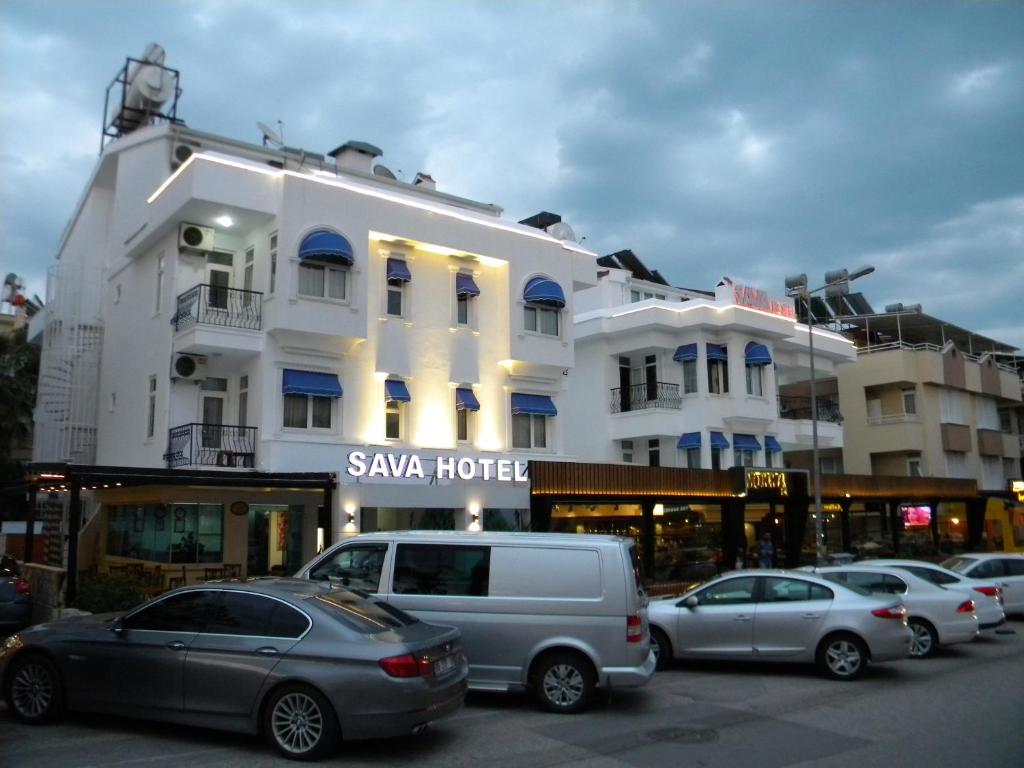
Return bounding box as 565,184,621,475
685,447,701,469
522,276,565,337
735,447,755,467
764,450,774,468
106,503,223,564
648,438,661,467
630,289,641,303
299,261,347,300
154,253,164,314
510,393,556,450
819,455,844,475
744,342,771,397
745,364,763,396
384,378,412,440
386,258,411,318
269,232,278,294
146,376,157,438
707,347,729,394
682,359,698,394
282,369,342,430
711,446,723,470
455,272,480,327
454,387,480,443
622,439,634,463
243,246,255,308
524,304,559,336
902,387,916,415
238,375,248,426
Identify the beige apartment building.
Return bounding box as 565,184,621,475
834,306,1021,548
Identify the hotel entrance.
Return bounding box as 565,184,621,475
247,504,305,576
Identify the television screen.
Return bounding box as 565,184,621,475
901,505,932,527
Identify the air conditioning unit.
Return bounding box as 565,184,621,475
178,223,215,252
171,353,208,381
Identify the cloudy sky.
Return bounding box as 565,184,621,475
2,1,1022,348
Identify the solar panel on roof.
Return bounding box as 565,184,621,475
809,297,831,322
845,292,874,315
825,295,846,315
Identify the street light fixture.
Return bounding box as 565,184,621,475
785,265,874,565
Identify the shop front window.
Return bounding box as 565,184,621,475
106,503,223,564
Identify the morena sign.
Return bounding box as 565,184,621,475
346,451,529,483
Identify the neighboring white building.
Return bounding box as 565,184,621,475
30,106,596,578
565,254,857,470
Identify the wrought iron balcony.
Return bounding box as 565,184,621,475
610,382,682,413
164,423,257,469
172,284,263,332
778,396,843,424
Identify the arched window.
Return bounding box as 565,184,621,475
298,230,353,301
522,276,565,337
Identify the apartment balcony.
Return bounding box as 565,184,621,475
778,396,843,424
172,284,264,359
609,382,682,413
164,423,257,469
866,412,920,426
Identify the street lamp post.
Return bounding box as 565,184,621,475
785,266,874,565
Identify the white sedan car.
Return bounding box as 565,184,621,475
648,570,912,680
816,566,978,658
942,554,1024,616
859,559,1006,630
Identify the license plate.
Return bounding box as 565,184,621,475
433,654,457,676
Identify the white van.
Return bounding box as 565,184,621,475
295,531,655,713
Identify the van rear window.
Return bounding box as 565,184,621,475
393,544,490,596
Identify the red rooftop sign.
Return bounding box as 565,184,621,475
731,282,796,319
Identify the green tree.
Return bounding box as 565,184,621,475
0,325,40,483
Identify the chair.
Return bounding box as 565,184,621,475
222,563,242,578
204,567,226,581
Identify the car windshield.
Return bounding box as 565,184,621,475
309,589,419,633
941,557,977,573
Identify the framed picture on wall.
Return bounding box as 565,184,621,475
174,506,188,533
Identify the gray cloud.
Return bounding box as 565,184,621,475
1,0,1021,349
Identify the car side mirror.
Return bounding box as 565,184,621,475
683,595,699,609
110,618,125,635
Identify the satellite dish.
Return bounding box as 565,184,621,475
546,221,577,243
373,164,397,180
257,121,282,147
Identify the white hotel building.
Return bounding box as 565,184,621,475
31,118,596,584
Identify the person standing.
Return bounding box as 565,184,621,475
757,533,775,569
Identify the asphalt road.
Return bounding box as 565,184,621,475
2,621,1022,768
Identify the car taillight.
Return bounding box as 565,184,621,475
956,599,975,614
973,586,1003,605
379,653,432,678
15,578,30,596
626,614,643,643
871,605,906,620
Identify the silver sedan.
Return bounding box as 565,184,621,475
1,579,467,760
648,570,913,680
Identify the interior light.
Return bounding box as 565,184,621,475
214,215,234,228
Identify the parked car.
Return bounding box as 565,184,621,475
1,579,467,760
941,554,1024,616
296,531,655,713
647,570,912,680
815,566,978,658
859,559,1006,629
0,554,32,636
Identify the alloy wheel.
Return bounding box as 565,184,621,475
271,691,325,755
11,662,55,719
825,640,862,678
910,623,934,657
542,663,585,708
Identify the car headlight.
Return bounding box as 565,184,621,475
0,633,24,658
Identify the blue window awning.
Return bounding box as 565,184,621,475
386,257,412,282
765,436,783,453
511,393,557,416
455,387,480,411
523,277,566,308
282,369,343,398
745,342,772,366
299,230,354,266
677,432,701,450
455,273,480,297
706,343,728,362
734,434,761,451
384,379,411,403
710,431,730,449
673,343,698,362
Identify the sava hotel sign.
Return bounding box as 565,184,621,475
347,451,529,483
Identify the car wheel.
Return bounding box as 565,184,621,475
264,684,340,761
817,633,868,681
533,651,596,714
908,618,938,659
6,654,64,724
650,627,672,672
